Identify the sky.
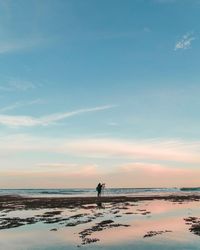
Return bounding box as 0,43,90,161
1,0,200,188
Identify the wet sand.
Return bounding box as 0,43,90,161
1,194,200,210
1,194,200,249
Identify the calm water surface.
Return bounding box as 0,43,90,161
0,200,200,250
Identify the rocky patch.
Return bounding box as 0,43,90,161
184,217,200,236
79,220,130,245
144,230,172,238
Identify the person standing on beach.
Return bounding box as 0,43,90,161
96,183,102,197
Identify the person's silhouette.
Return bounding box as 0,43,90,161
96,183,102,197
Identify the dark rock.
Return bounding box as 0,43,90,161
184,217,200,236
144,230,172,238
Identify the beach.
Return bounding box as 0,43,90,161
1,194,200,250
1,1,200,249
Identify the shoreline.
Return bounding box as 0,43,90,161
1,194,200,247
1,194,200,210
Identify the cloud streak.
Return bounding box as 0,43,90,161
174,32,195,51
0,105,116,127
0,99,43,113
108,162,200,188
1,161,200,188
64,138,200,164
1,135,200,187
37,163,78,168
0,164,99,188
0,79,37,92
1,135,200,165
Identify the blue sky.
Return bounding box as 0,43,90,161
1,0,200,188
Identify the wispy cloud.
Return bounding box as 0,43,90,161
0,99,43,113
1,134,200,187
0,78,37,92
174,32,195,51
36,162,98,176
64,138,200,164
0,105,116,127
0,0,48,55
37,163,78,168
0,164,99,188
0,102,21,113
1,134,200,165
107,121,118,127
109,162,200,188
1,161,200,188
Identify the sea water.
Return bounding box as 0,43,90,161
1,199,200,250
0,187,199,197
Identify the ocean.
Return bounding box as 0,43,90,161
1,188,200,250
0,187,199,197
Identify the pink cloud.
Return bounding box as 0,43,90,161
64,138,200,164
1,135,200,165
106,162,200,187
1,162,200,188
0,164,101,188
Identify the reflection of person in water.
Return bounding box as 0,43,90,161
96,201,104,208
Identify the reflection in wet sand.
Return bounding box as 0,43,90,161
0,199,200,249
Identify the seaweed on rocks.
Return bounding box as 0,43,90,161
184,217,200,236
0,217,37,229
79,220,130,245
144,230,172,238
